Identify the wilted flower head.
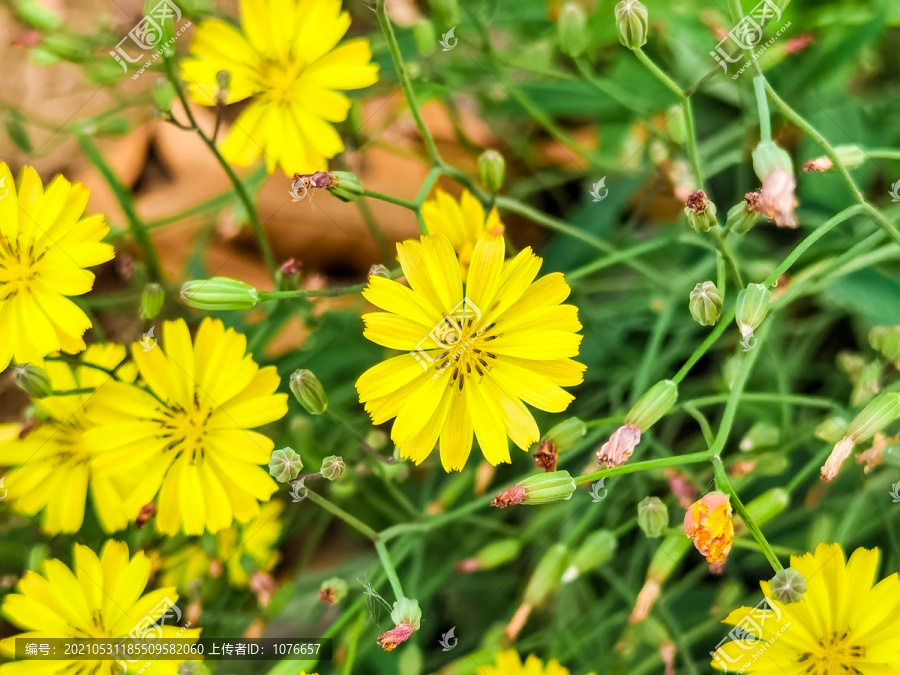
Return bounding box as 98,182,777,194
597,424,641,466
755,167,798,228
377,598,421,651
683,492,734,563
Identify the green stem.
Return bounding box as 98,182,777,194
76,135,163,281
49,387,96,396
671,310,735,384
359,189,418,211
866,149,900,160
375,539,405,601
304,489,378,540
162,57,279,281
256,272,399,302
576,451,710,486
753,76,771,142
375,0,441,165
708,228,744,288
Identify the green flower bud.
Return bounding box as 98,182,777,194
430,0,459,28
13,0,62,30
869,326,900,364
320,455,345,481
327,171,363,202
5,110,32,154
557,2,589,58
741,488,788,529
667,106,686,145
42,34,89,63
215,69,230,94
457,538,522,572
689,281,722,326
153,78,176,114
648,532,691,581
615,0,648,50
563,530,617,581
413,19,437,56
180,277,259,310
318,577,348,604
521,470,577,505
769,567,806,604
850,360,881,407
739,421,780,451
625,380,678,431
140,283,165,321
726,200,761,234
290,369,329,415
390,597,422,630
524,544,568,606
477,149,506,193
815,416,848,444
369,264,391,279
28,47,59,67
751,451,789,476
637,497,669,538
752,140,793,182
848,392,900,442
84,60,128,86
735,283,771,340
684,191,718,233
268,447,303,483
541,417,586,453
14,364,53,399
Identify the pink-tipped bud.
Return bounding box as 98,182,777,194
597,424,641,466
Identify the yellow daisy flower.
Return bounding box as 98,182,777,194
217,499,285,586
356,234,584,472
478,649,570,675
180,0,379,175
0,540,201,674
0,162,114,370
422,189,505,277
84,318,289,536
0,345,138,534
712,543,900,673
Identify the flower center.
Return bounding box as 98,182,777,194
258,60,304,106
797,630,866,674
427,303,502,391
161,402,212,463
0,236,40,300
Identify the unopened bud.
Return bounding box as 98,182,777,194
739,421,780,451
152,78,176,114
737,488,788,533
412,19,436,56
320,455,345,481
736,283,771,339
848,392,900,442
369,264,391,279
327,171,363,202
869,326,900,364
615,0,648,50
318,577,348,605
631,534,690,623
557,2,588,58
268,447,303,483
752,140,793,182
563,530,617,582
684,191,717,233
689,281,722,326
14,364,53,398
430,0,459,27
850,360,881,407
180,277,259,310
626,380,678,430
637,497,669,538
726,199,761,234
140,282,165,320
543,417,586,451
456,538,521,572
815,416,848,444
289,369,329,415
769,567,806,603
477,149,506,193
524,544,568,606
492,470,576,507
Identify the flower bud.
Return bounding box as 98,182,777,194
456,538,521,572
739,421,780,451
563,530,617,582
850,360,881,407
524,544,568,606
430,0,459,27
615,0,648,50
726,199,761,234
667,106,686,145
848,392,900,442
557,2,588,58
802,144,865,173
491,470,576,507
631,533,690,623
738,488,788,532
215,69,230,94
327,171,363,202
545,417,587,451
268,447,303,483
684,190,717,233
769,567,806,604
318,577,348,605
368,264,391,280
637,497,669,538
152,78,176,114
689,281,722,326
626,380,678,430
180,277,259,310
478,149,506,193
289,369,329,415
683,492,734,563
14,364,53,399
412,19,436,56
752,140,793,183
13,0,62,30
869,325,900,364
140,282,165,321
320,455,345,481
815,416,848,444
735,283,771,339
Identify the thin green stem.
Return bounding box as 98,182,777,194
753,76,771,142
576,451,710,486
709,228,744,288
49,388,96,396
866,149,900,160
671,309,735,384
375,539,405,601
304,489,378,540
359,189,418,211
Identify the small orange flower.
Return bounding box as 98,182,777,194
683,492,734,563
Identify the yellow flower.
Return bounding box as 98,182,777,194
217,499,285,586
0,345,138,533
0,163,114,370
180,0,379,175
356,234,584,472
422,189,505,276
0,540,201,674
84,318,289,536
712,543,900,673
478,649,570,675
684,491,734,563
